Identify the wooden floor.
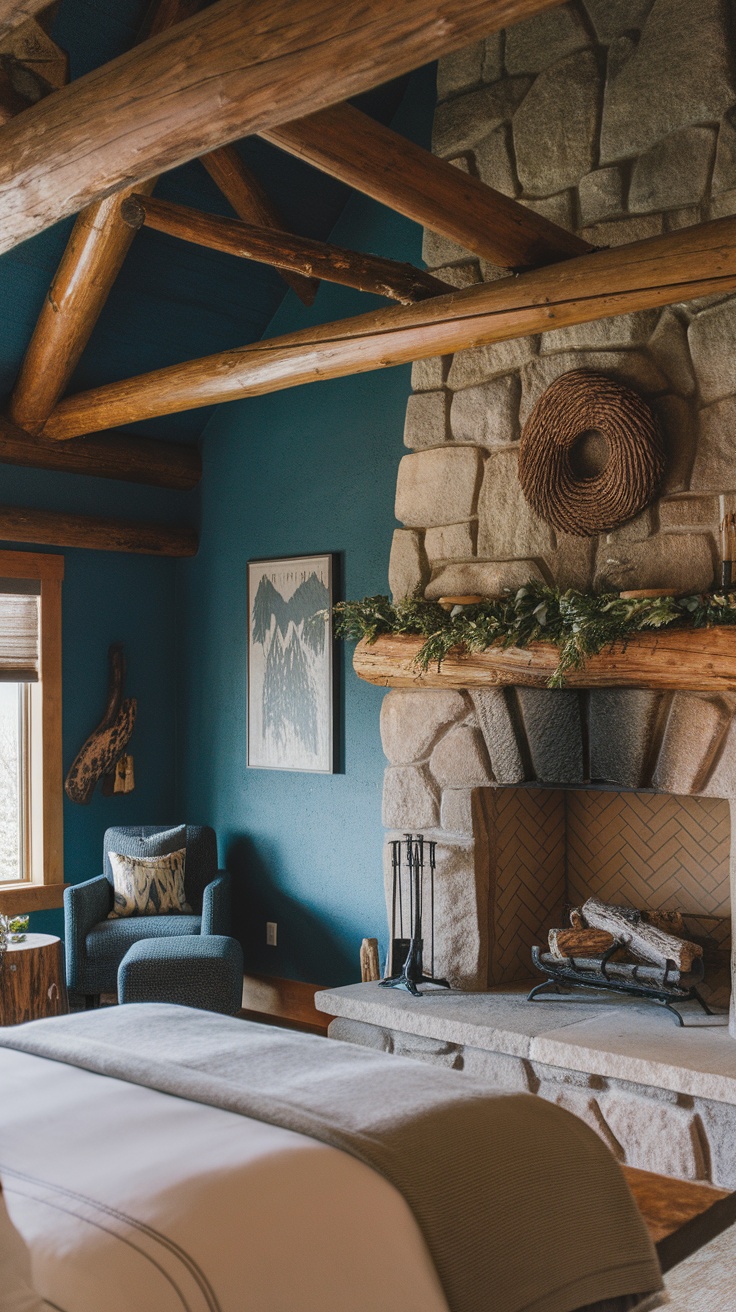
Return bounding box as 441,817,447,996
622,1167,736,1273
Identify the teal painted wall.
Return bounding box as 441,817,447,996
177,68,436,984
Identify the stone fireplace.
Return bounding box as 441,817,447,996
317,0,736,1187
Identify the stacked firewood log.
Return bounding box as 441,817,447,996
546,897,704,985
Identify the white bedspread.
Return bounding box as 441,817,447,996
0,1048,450,1312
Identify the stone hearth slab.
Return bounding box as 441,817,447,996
534,1009,734,1105
315,983,734,1103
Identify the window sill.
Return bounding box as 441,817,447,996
0,883,67,913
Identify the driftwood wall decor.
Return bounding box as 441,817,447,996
65,643,136,804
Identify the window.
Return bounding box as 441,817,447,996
0,552,63,914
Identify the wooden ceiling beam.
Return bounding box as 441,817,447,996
41,217,736,439
0,0,567,257
121,193,452,305
0,416,201,489
201,146,318,306
263,103,594,271
8,0,201,435
0,504,197,555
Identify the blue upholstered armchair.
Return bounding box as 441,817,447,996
64,825,231,1003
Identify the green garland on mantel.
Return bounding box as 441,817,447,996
333,582,736,688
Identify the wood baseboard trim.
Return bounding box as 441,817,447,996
240,973,331,1033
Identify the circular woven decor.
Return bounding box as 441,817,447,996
518,370,664,537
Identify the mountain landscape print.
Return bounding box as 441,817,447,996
247,555,333,772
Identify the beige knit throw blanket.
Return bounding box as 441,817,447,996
0,1004,661,1312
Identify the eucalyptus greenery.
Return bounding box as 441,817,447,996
333,582,736,687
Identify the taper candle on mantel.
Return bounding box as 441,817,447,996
720,511,736,589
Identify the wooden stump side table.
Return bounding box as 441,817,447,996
0,933,69,1026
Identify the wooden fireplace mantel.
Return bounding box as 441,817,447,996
353,628,736,691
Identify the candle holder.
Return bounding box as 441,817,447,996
380,833,451,997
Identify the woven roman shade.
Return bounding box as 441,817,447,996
0,578,40,681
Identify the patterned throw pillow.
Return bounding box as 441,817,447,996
107,848,193,919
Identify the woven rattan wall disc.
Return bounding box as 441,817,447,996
518,370,664,537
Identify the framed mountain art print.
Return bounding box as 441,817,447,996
247,554,334,772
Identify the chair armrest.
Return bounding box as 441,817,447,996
63,875,112,990
201,871,231,936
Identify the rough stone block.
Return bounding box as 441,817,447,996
462,1046,533,1091
431,261,482,288
688,299,736,404
629,126,717,213
412,358,448,394
538,1088,624,1158
599,0,734,164
514,50,600,195
603,508,655,545
472,123,517,196
694,1098,736,1189
482,32,503,84
440,788,475,836
391,1031,463,1068
538,310,658,355
516,688,584,784
327,1017,392,1050
597,1094,708,1179
433,78,533,156
708,187,736,220
430,842,487,988
436,41,484,102
424,521,475,562
430,724,493,788
580,214,664,248
382,764,439,829
521,191,575,229
403,390,449,449
450,374,520,447
654,394,696,494
470,689,526,784
425,558,544,600
648,308,696,398
608,1077,681,1105
519,350,668,425
531,1063,601,1089
422,227,473,268
395,447,484,529
712,105,736,196
594,533,715,593
388,528,428,601
543,535,596,591
448,336,538,390
659,495,720,531
700,721,736,800
664,205,703,232
477,447,554,559
691,396,736,492
578,166,625,226
653,694,730,794
380,689,467,764
412,356,448,392
505,3,590,75
583,0,653,42
588,689,661,787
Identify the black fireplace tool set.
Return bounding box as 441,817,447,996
381,833,451,996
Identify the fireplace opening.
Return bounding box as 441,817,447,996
479,787,731,1011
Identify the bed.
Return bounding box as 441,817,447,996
0,1004,663,1312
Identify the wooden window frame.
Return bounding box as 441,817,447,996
0,550,64,913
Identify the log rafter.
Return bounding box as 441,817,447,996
200,145,319,306
8,0,201,437
41,217,736,440
264,103,593,272
0,0,53,41
0,0,569,257
0,415,201,489
0,504,197,556
120,193,452,304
